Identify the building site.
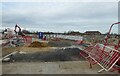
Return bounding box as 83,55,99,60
1,1,120,75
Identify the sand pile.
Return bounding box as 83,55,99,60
29,41,48,47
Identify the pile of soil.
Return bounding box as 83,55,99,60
3,48,85,62
29,41,48,47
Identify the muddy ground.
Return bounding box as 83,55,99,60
2,39,85,62
2,38,120,74
3,48,85,62
48,39,77,47
2,39,77,56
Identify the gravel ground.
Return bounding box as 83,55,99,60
3,48,85,62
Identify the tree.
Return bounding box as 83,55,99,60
22,30,30,34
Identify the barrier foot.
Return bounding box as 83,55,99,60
90,63,92,69
98,68,104,73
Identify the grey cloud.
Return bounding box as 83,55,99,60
2,2,118,33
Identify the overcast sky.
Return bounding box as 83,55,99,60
1,2,119,33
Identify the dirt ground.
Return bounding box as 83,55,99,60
2,39,77,56
2,46,57,56
2,39,120,74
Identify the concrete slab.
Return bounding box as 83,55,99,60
2,61,119,74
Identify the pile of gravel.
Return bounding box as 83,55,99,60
3,48,85,62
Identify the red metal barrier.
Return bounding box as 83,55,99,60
80,43,120,73
23,36,32,45
80,22,120,73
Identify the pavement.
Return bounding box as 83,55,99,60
2,61,119,74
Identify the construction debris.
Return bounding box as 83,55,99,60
19,51,27,54
2,58,10,62
1,51,18,61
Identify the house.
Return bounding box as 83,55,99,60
84,31,101,35
67,31,81,35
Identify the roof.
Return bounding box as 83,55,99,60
84,31,101,34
